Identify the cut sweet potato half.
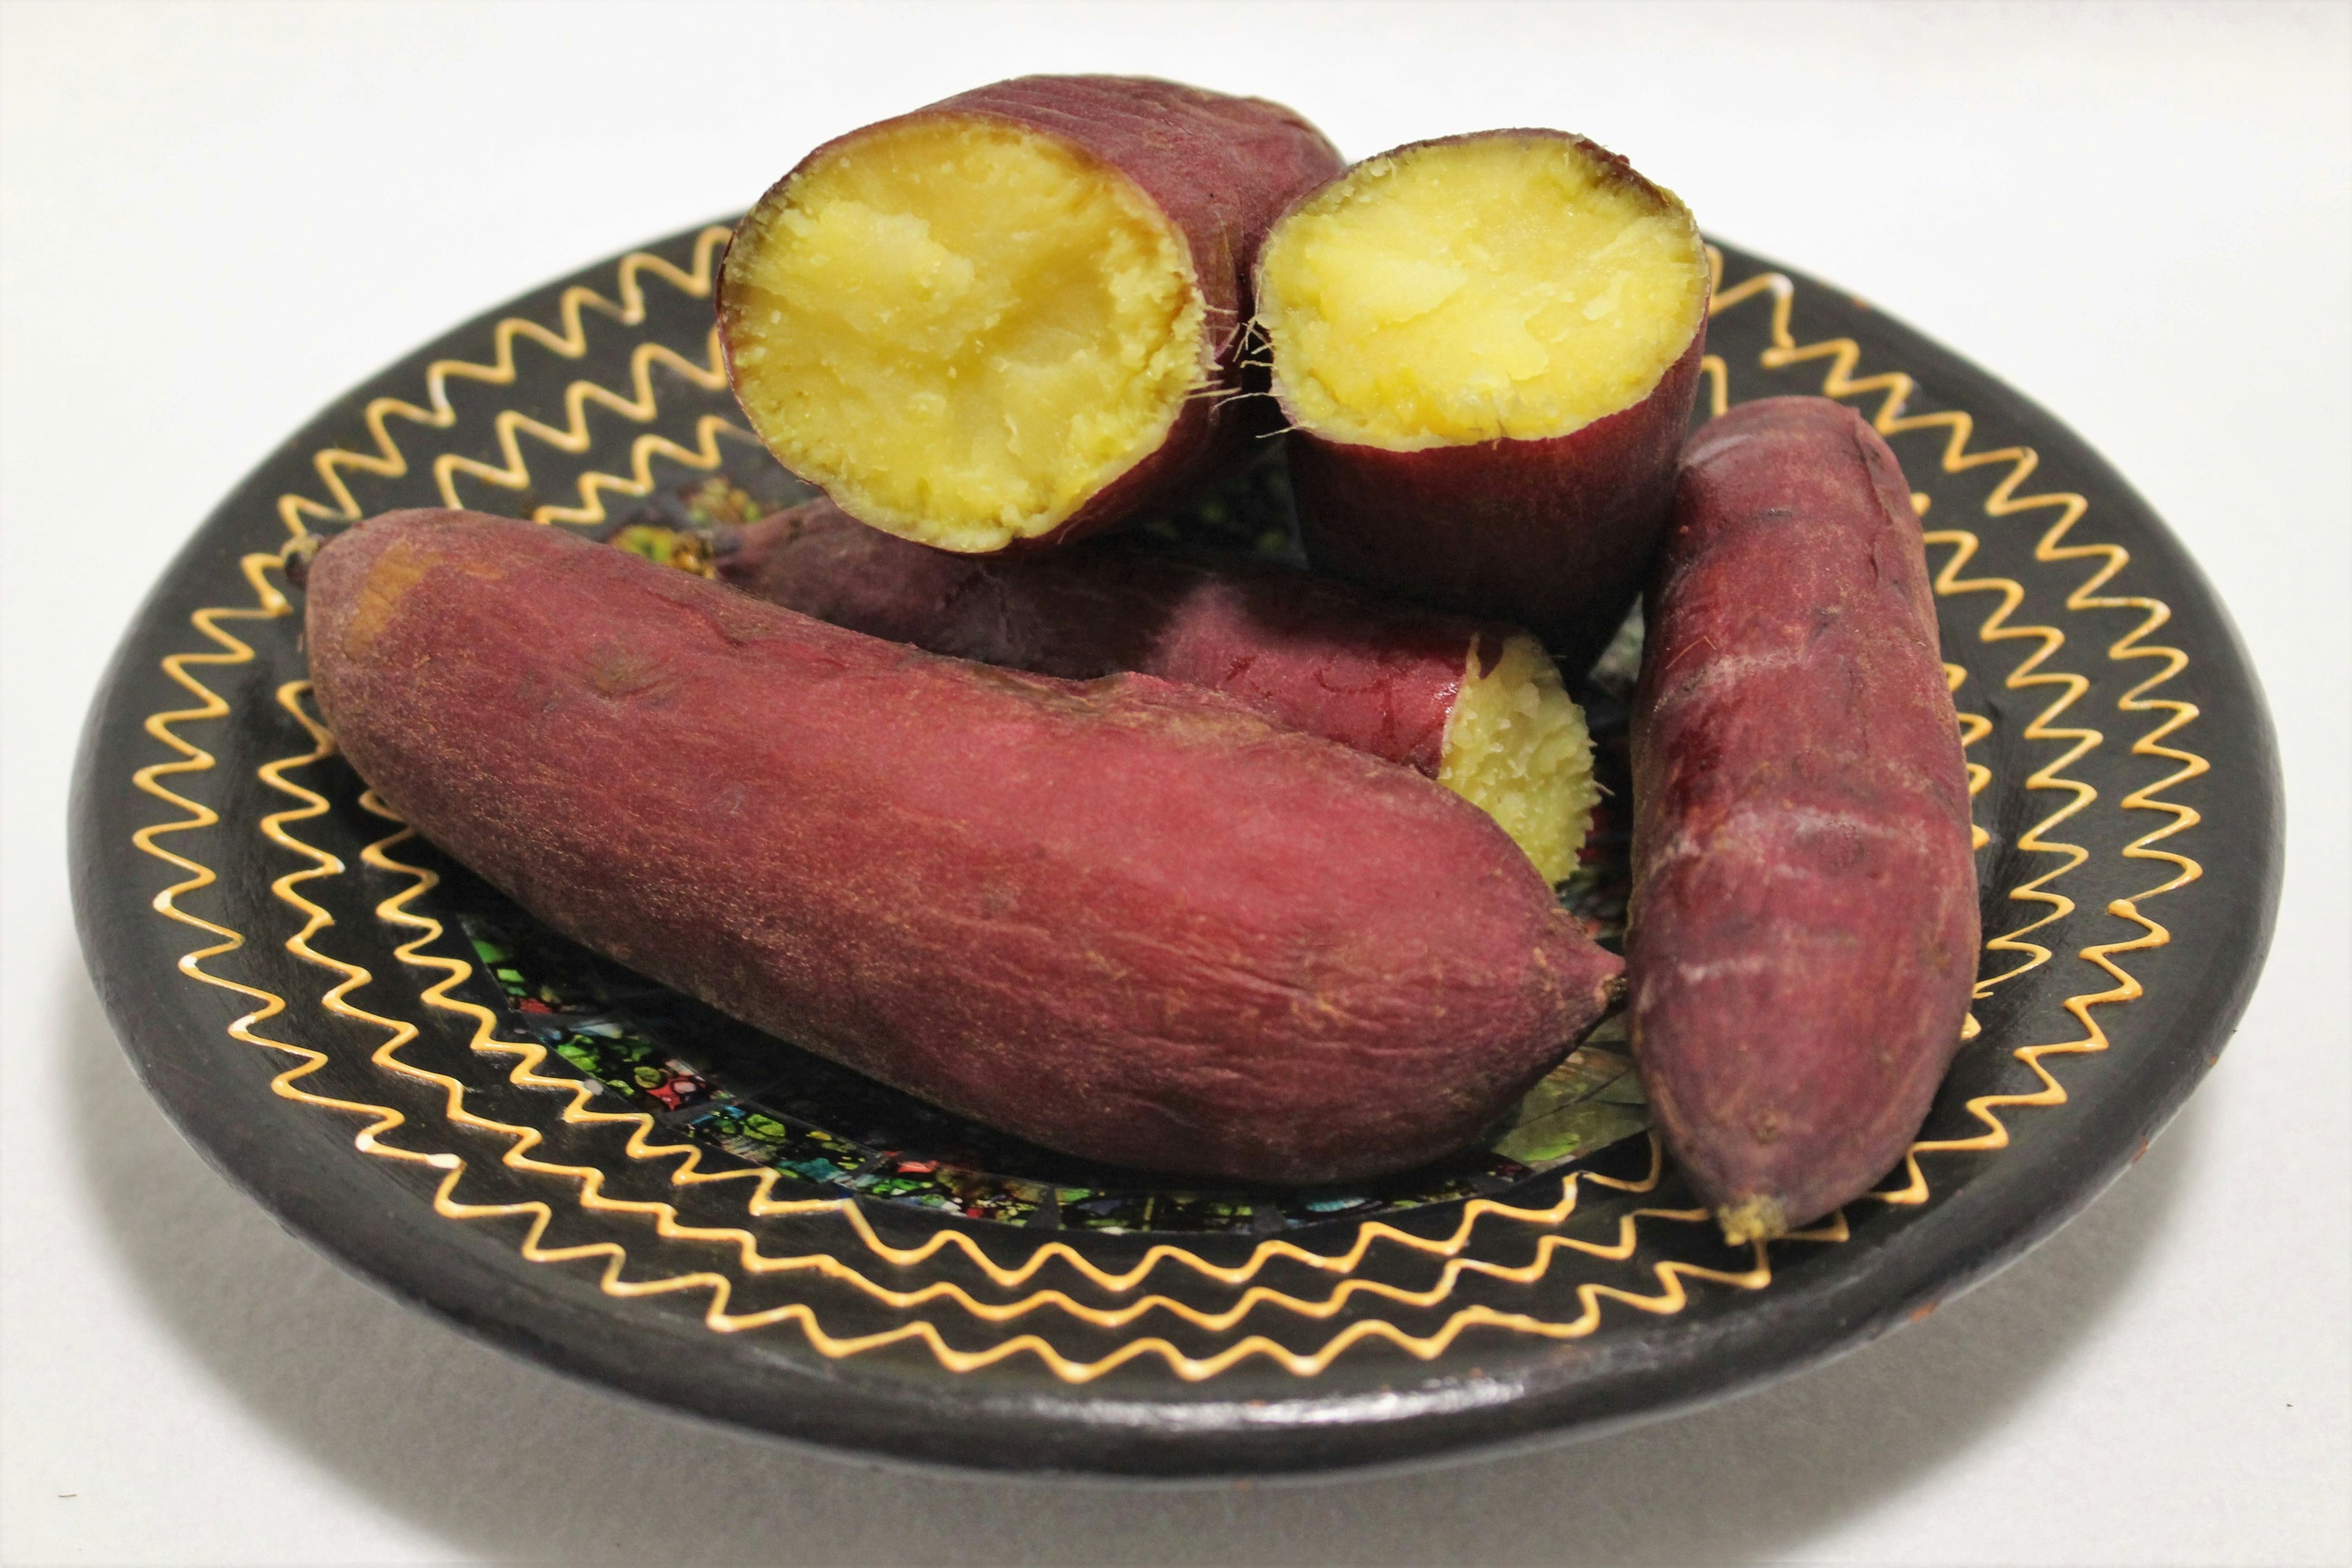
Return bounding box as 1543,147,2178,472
718,76,1341,554
1256,130,1709,675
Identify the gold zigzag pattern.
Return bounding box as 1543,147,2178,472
1922,527,2094,997
129,570,465,1178
273,227,737,540
211,675,1784,1379
296,701,1778,1373
125,238,2204,1381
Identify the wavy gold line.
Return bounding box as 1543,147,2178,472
379,1169,1774,1383
311,758,1771,1374
127,554,462,1170
1922,529,2093,992
274,227,731,539
530,415,758,528
1906,481,2207,1155
352,767,1706,1293
1702,254,2207,1203
269,728,1766,1373
1946,662,1996,853
431,332,731,507
1700,262,2103,1208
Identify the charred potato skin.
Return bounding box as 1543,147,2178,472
717,75,1344,553
304,510,1621,1185
1627,398,1978,1238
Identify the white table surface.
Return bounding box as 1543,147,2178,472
4,4,2346,1564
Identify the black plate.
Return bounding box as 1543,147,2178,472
69,227,2282,1477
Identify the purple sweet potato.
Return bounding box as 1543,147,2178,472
1627,398,1978,1242
305,509,1622,1185
717,76,1343,556
715,497,1599,880
1253,129,1709,677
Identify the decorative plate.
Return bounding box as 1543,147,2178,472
69,225,2282,1477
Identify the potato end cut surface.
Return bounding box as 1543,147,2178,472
1716,1195,1788,1248
721,115,1207,552
1258,133,1707,450
1437,632,1597,883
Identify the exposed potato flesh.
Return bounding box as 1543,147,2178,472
1438,631,1598,883
1257,135,1708,449
721,116,1207,552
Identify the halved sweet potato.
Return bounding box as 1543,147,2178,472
1254,130,1708,676
1627,398,1978,1242
717,76,1342,555
717,498,1598,880
305,509,1623,1185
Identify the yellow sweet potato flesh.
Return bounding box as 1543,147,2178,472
1257,135,1707,449
721,116,1207,552
1437,631,1597,884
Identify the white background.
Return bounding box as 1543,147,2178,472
4,2,2346,1564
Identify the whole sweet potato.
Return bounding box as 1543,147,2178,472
718,76,1342,555
307,510,1622,1185
1254,130,1709,677
715,497,1600,880
1627,398,1978,1242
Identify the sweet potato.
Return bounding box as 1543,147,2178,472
306,509,1623,1185
1253,130,1708,677
1627,398,1978,1242
717,76,1342,555
715,497,1599,881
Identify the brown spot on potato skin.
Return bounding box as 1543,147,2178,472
339,513,513,659
305,510,1623,1185
1629,398,1978,1237
584,641,663,699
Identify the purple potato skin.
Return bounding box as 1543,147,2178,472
720,496,1519,778
718,76,1344,554
1627,398,1978,1240
1287,331,1705,681
306,510,1623,1185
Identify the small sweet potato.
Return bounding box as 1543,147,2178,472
1627,398,1978,1242
718,76,1342,555
716,498,1599,880
306,510,1622,1185
1254,130,1708,677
